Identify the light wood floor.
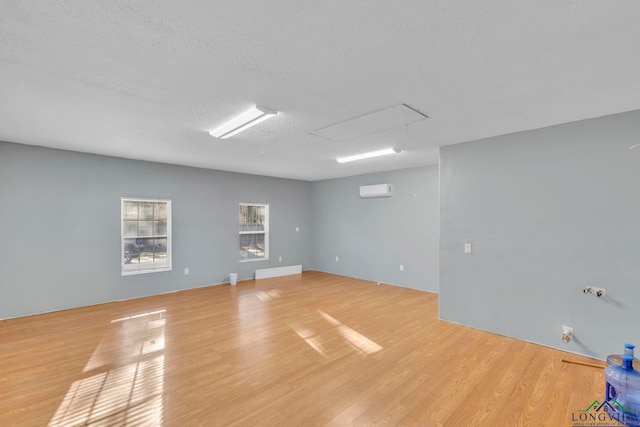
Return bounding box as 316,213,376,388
0,271,606,426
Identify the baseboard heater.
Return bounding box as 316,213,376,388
255,265,302,280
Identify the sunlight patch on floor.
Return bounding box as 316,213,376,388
110,309,166,323
318,310,383,355
289,321,327,356
289,311,383,358
256,288,282,302
49,309,166,426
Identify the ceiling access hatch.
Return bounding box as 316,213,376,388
311,103,428,141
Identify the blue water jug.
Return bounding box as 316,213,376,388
608,343,637,366
604,355,640,426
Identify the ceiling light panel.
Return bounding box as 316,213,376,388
209,105,277,139
337,147,401,163
312,104,428,141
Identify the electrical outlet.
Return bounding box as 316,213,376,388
335,256,339,262
278,256,282,262
184,268,189,275
464,243,472,254
400,264,404,271
296,226,300,232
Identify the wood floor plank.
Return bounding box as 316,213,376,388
0,271,606,426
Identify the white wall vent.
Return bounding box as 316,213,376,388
359,184,392,198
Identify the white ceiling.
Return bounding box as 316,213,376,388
2,1,640,181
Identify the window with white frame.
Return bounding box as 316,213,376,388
121,198,172,275
239,203,269,262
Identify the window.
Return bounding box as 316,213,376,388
239,203,269,262
121,198,171,275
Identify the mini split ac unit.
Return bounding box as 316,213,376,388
359,184,392,198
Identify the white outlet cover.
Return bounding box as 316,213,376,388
464,243,472,254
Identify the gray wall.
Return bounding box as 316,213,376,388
0,142,311,319
439,109,640,360
310,166,439,292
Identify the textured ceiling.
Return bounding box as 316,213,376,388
1,1,640,181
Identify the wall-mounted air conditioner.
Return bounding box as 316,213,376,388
359,184,392,198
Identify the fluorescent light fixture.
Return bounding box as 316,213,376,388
209,105,277,139
336,147,401,163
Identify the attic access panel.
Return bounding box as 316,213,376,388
311,103,428,141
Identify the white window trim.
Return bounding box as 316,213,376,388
239,203,269,263
121,197,172,275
